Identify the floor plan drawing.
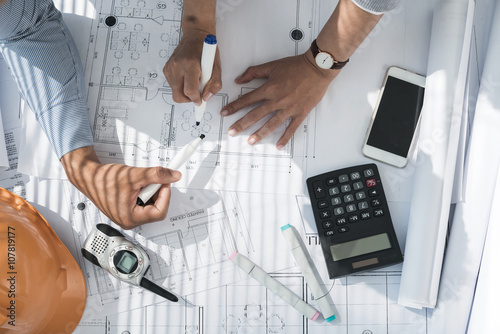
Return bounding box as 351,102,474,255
81,0,318,195
69,185,256,312
75,270,429,334
68,188,429,333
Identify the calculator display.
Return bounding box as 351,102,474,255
330,233,391,261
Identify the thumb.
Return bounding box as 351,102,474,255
234,61,276,83
201,77,222,103
144,167,182,185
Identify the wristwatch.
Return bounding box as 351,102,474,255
310,39,349,70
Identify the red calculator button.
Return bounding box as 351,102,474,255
366,179,377,187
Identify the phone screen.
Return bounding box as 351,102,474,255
366,76,425,157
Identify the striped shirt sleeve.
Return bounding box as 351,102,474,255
0,0,93,160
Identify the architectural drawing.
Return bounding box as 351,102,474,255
54,0,433,332
75,271,429,334
70,189,430,333
82,0,317,194
0,127,27,198
0,57,28,198
69,186,253,310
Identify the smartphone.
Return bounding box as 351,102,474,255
362,66,426,167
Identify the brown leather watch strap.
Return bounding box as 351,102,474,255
310,39,349,69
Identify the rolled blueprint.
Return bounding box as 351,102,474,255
427,2,500,332
398,0,473,309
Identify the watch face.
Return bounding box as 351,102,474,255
315,52,334,69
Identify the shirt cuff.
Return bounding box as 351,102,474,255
37,99,94,159
351,0,401,15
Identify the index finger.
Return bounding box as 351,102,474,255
221,86,266,116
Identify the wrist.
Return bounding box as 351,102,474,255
181,8,216,34
303,51,340,82
181,23,216,36
310,39,349,70
60,146,101,191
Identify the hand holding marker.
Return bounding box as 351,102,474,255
136,135,205,206
195,34,217,126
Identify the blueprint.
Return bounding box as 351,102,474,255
68,186,317,315
76,273,428,334
81,0,317,195
0,0,441,332
70,186,251,314
62,0,434,332
0,55,29,197
70,187,428,334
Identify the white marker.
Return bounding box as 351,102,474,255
230,251,320,321
281,224,336,322
194,34,217,126
136,134,205,206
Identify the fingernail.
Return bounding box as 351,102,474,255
221,109,228,116
228,128,237,136
248,137,256,145
194,100,202,107
277,145,284,151
203,92,213,102
234,75,243,82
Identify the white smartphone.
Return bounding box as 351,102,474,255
362,66,426,168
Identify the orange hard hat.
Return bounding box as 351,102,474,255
0,188,87,333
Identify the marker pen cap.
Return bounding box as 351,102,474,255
204,34,217,44
325,314,336,322
229,251,254,273
281,224,292,231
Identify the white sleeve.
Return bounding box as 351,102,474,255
350,0,401,15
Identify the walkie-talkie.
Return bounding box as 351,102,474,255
81,224,178,302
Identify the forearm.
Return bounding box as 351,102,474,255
60,146,101,198
181,0,217,34
315,0,383,64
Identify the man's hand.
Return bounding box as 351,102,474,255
61,146,181,230
220,0,383,149
163,29,222,106
221,53,338,150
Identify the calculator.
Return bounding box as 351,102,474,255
306,163,403,279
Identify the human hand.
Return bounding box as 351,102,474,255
61,146,182,230
221,53,339,149
163,29,222,106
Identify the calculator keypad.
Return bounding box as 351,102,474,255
315,167,383,237
307,165,390,241
306,163,403,279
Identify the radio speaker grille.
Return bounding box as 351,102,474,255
91,235,109,254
